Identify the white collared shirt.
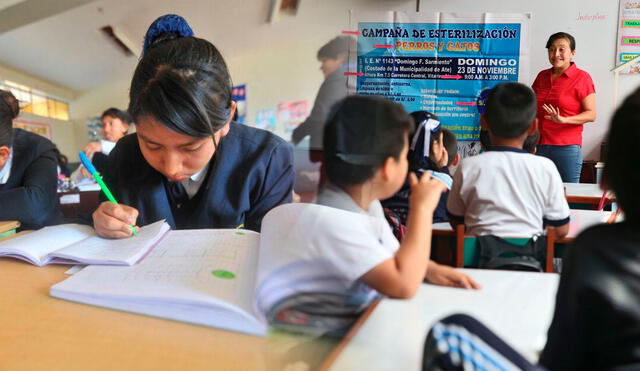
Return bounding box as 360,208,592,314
180,164,209,199
0,150,13,185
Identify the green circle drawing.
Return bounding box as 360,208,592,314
211,269,236,279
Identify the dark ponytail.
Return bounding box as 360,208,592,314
0,89,19,147
129,14,232,139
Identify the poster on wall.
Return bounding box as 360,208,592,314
349,11,531,143
13,119,52,139
255,108,277,132
276,100,309,133
232,84,247,123
616,0,640,73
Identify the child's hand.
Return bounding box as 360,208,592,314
408,171,447,212
93,201,140,238
425,262,482,289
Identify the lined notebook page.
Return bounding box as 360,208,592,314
52,220,170,265
52,229,261,317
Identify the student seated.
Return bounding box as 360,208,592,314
92,14,293,237
71,108,132,182
423,86,640,371
446,82,570,238
382,111,451,227
0,90,63,229
263,96,480,336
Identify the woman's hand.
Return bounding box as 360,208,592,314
93,201,140,238
543,104,567,124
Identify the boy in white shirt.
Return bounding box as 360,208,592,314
446,82,570,238
259,96,479,335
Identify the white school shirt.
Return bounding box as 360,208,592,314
180,163,208,199
0,151,12,184
255,186,399,314
446,147,570,236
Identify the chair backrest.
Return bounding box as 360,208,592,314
455,225,556,273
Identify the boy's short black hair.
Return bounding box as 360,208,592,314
604,88,640,222
317,36,354,60
324,95,414,188
441,128,458,166
0,89,19,148
523,130,540,153
546,32,576,51
101,107,133,125
485,82,536,139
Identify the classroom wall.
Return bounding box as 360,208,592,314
68,0,635,160
0,62,82,156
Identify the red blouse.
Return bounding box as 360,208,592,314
532,63,595,146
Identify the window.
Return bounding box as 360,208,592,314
0,80,69,121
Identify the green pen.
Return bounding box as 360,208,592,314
79,152,137,236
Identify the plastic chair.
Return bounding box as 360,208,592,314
454,225,557,273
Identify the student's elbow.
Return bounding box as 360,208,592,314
381,281,421,299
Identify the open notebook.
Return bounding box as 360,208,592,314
0,220,169,266
50,203,382,336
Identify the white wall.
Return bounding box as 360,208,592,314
0,62,82,156
69,0,633,160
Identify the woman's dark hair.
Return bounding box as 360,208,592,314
546,32,576,51
441,128,458,166
603,88,640,222
101,107,133,125
408,110,442,172
0,89,19,148
317,35,355,60
129,16,232,140
324,95,414,188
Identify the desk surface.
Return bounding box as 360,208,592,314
0,220,19,233
326,269,559,371
432,209,612,240
563,182,602,198
0,259,336,370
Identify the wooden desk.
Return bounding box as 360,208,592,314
557,209,614,243
0,220,20,238
57,190,100,222
323,269,559,371
0,259,337,370
564,182,603,207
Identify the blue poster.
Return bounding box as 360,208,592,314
232,84,247,124
352,13,529,140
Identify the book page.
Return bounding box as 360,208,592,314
51,220,170,265
52,229,261,323
0,224,95,265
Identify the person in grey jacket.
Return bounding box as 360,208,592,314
292,36,355,151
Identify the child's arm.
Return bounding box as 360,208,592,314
360,172,446,299
446,165,465,229
424,261,481,289
544,167,571,239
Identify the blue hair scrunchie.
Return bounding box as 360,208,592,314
142,14,194,55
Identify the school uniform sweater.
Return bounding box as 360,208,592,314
101,122,294,232
0,129,64,229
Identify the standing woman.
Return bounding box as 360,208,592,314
92,15,294,238
532,32,596,183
